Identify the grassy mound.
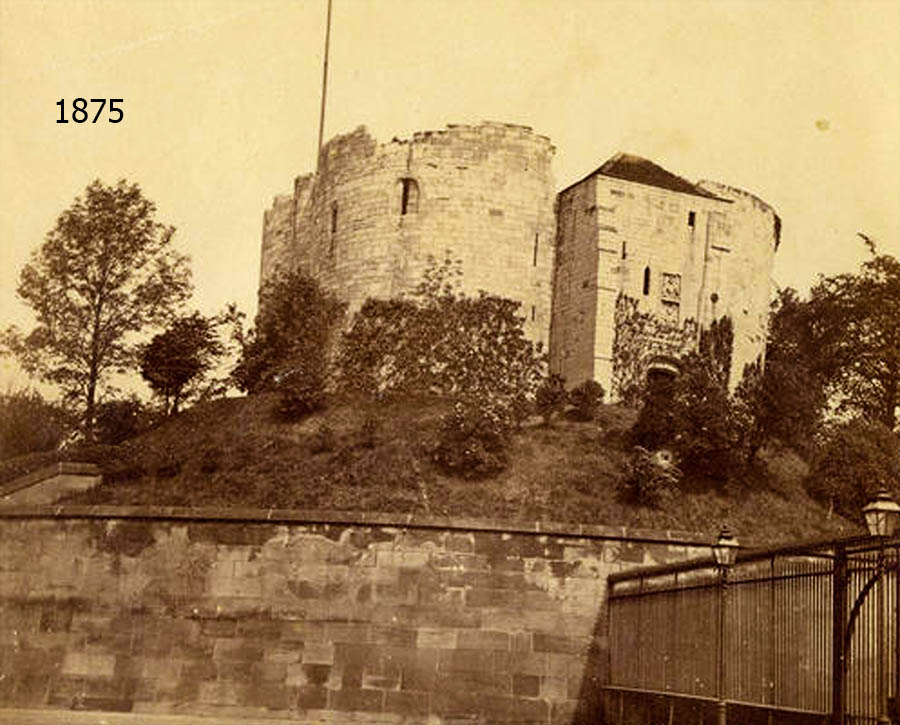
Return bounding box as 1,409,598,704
5,393,861,547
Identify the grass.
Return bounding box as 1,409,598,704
4,392,862,547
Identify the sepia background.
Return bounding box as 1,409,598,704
1,0,899,390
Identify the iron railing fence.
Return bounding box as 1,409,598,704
606,535,899,724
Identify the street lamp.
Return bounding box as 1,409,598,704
713,526,740,725
863,490,899,725
863,489,900,538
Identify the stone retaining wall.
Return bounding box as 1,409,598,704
0,506,712,723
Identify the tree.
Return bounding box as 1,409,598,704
807,419,900,521
2,180,191,439
808,236,900,430
732,289,828,462
231,269,346,416
140,312,224,415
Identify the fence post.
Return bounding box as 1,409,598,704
717,565,729,725
831,547,846,725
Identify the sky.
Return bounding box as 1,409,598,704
1,0,899,394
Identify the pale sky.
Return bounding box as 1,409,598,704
1,0,899,393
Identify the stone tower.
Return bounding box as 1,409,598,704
549,153,780,398
261,122,557,347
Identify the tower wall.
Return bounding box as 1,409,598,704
261,123,556,347
550,172,778,397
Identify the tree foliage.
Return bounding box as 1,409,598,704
338,255,546,411
231,269,346,417
2,180,191,438
0,388,68,460
631,318,737,475
732,289,828,462
808,237,900,430
806,419,900,521
535,373,568,425
140,312,224,415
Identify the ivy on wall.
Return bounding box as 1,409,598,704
611,294,697,406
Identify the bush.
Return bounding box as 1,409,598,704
807,419,900,521
338,255,545,412
94,398,147,445
0,388,68,460
568,379,605,421
232,270,345,409
433,397,514,479
622,445,682,507
311,423,336,455
535,374,567,424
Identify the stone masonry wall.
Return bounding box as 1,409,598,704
0,507,711,724
261,123,556,347
550,173,778,396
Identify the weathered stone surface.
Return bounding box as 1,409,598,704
0,508,709,723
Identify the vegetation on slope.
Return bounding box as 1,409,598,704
24,391,859,548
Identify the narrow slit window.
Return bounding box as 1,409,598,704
533,233,539,266
531,305,536,321
688,211,696,227
400,178,420,215
643,266,651,295
331,202,338,234
621,241,627,260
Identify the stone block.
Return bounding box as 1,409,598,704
457,629,510,651
416,627,457,650
199,617,237,637
369,625,415,647
540,675,568,700
533,633,584,654
302,641,335,665
61,651,116,677
265,643,302,664
296,684,328,710
494,650,547,676
512,673,540,697
438,648,493,674
384,690,429,717
330,686,384,712
213,638,264,662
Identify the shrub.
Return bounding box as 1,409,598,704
0,388,68,460
622,445,682,507
535,374,567,425
232,270,345,413
338,255,545,413
94,398,146,445
807,419,900,521
311,423,336,455
568,379,605,421
358,416,380,449
433,397,514,479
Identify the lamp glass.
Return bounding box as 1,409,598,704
863,490,900,537
713,528,739,567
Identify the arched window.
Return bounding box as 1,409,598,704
643,266,651,295
400,178,419,215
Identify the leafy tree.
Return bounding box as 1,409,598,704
733,289,828,462
0,388,68,460
339,255,546,413
808,236,900,430
2,180,191,439
140,312,224,415
806,419,900,521
231,269,345,416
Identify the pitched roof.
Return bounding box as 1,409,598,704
563,152,728,200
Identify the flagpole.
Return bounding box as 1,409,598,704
316,0,333,168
